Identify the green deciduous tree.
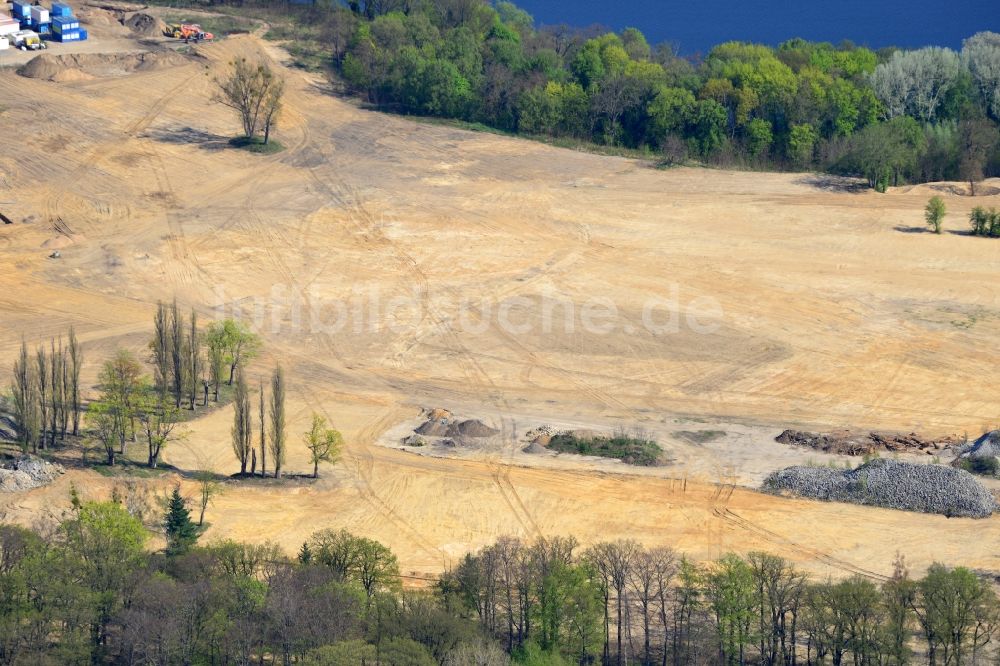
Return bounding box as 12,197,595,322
303,413,343,478
925,196,947,233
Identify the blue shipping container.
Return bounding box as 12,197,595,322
52,17,79,32
11,1,31,19
54,29,79,41
78,27,86,39
51,3,73,17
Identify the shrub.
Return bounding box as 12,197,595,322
546,428,662,466
958,456,999,476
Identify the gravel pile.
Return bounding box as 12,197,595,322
958,431,1000,460
763,459,997,518
0,456,65,492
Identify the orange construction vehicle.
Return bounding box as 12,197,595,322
165,23,214,42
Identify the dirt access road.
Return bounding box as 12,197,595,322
0,21,997,580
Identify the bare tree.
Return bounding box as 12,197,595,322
268,366,286,478
259,382,267,478
169,301,185,409
10,339,39,453
958,116,998,195
588,540,640,666
630,547,677,665
215,58,285,145
138,393,181,468
35,345,48,452
68,326,82,436
187,310,201,410
195,471,222,526
151,301,171,400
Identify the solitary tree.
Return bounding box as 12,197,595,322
258,382,266,477
269,366,286,479
194,471,222,526
303,413,343,478
164,486,198,556
215,58,285,146
925,196,946,233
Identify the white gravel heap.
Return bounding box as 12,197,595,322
763,459,997,518
0,456,65,492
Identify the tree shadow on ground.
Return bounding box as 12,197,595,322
794,174,870,193
894,226,931,234
145,126,230,151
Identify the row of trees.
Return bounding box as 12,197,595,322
231,364,343,479
151,301,261,411
252,1,1000,187
8,329,83,453
1,506,996,666
445,538,999,666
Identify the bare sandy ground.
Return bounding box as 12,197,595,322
0,20,998,580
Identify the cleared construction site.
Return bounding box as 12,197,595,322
0,3,998,585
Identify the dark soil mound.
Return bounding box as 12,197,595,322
415,418,450,437
446,419,499,438
775,429,954,456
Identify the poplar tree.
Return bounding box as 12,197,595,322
269,366,286,479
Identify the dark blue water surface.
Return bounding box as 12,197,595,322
512,0,999,55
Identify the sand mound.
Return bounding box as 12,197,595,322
892,178,1000,198
427,408,452,421
446,419,498,438
18,51,190,81
523,441,548,454
763,459,997,518
124,12,167,36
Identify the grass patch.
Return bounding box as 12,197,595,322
673,430,726,445
547,430,662,466
229,136,285,154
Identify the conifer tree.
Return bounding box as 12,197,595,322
164,486,198,556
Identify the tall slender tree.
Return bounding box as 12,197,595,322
10,339,39,453
151,301,171,400
35,346,48,452
231,368,252,475
258,381,267,478
269,366,286,479
68,326,82,436
169,301,185,409
188,310,201,411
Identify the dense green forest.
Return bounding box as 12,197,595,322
1,496,997,665
193,0,1000,189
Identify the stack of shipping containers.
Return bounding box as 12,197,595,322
6,1,87,43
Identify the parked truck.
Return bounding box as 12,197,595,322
9,30,46,50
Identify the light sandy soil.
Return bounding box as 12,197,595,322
0,15,998,581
